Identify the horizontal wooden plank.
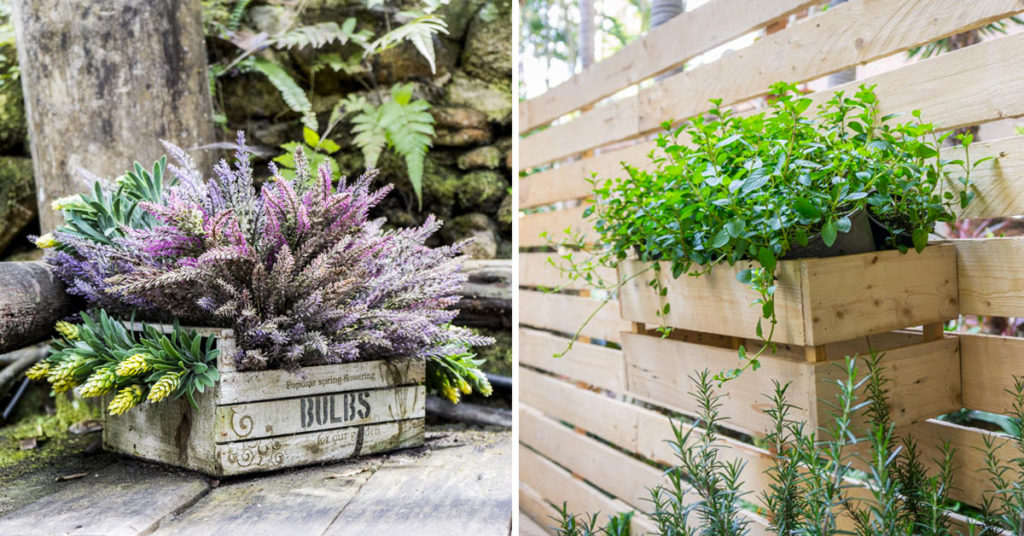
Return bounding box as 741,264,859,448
954,237,1024,317
521,0,1024,168
520,144,650,209
519,251,617,291
895,419,1019,508
520,205,588,248
620,244,958,346
519,483,557,536
215,386,424,442
520,290,629,343
943,136,1024,220
520,367,776,497
518,0,816,132
519,328,626,392
518,445,651,535
214,419,424,476
218,358,424,404
520,406,664,512
959,332,1024,415
623,332,960,436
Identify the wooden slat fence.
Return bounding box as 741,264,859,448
518,0,1024,533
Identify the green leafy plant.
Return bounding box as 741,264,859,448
554,505,632,536
25,310,220,415
426,334,493,405
548,83,985,379
555,354,1013,535
35,158,170,249
205,1,447,207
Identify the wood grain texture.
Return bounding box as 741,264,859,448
520,204,589,248
519,328,626,392
520,290,629,343
11,0,215,232
619,245,957,346
520,144,651,208
0,462,210,536
215,385,424,442
518,0,816,132
519,406,664,512
0,261,74,354
322,434,512,536
519,484,558,536
519,251,617,291
959,332,1024,415
519,445,654,536
214,420,424,476
954,237,1024,317
623,332,960,436
217,357,424,404
521,0,1024,168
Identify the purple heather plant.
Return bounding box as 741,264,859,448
48,132,489,371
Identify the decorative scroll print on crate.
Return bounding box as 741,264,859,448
518,0,1024,533
104,325,425,476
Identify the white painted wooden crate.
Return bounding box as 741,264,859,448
103,324,425,476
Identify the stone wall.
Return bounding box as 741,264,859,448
217,0,513,258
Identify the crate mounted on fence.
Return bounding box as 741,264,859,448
620,329,961,437
618,243,959,359
103,325,425,477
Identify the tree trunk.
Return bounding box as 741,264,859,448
578,0,595,69
650,0,683,29
0,261,74,353
10,0,215,233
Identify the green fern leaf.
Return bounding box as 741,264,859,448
272,19,368,50
380,84,435,208
240,57,317,131
350,107,387,169
227,0,252,31
367,14,448,73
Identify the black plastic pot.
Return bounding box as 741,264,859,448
783,208,877,260
868,211,914,250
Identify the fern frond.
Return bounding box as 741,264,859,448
350,107,387,169
366,14,449,73
227,0,252,31
380,84,435,208
240,57,317,131
272,19,369,50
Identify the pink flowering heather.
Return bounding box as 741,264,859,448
52,132,488,371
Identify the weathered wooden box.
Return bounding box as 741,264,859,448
103,325,425,476
618,244,958,354
621,329,961,437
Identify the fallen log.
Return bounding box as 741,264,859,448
0,261,73,353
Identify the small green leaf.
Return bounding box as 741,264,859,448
711,228,731,248
912,227,929,252
793,197,821,220
821,219,838,247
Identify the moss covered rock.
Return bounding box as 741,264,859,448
457,145,501,170
461,0,512,85
441,213,497,259
456,170,506,211
444,71,511,125
0,156,35,255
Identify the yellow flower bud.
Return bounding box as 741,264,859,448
79,368,117,397
55,321,80,341
457,377,472,395
115,354,153,377
35,233,58,249
24,361,51,381
108,385,144,415
147,371,183,403
441,382,459,404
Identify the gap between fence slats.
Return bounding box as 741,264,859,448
519,251,617,292
521,1,1024,169
518,0,817,133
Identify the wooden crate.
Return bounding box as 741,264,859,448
103,325,425,476
618,244,959,355
620,330,961,437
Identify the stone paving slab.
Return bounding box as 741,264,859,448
0,461,211,536
0,425,511,536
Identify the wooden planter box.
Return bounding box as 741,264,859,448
621,329,961,437
618,244,958,358
103,325,425,476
